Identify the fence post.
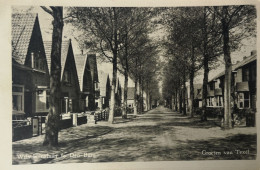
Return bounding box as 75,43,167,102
73,114,77,127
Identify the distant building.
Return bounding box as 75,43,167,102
194,50,257,110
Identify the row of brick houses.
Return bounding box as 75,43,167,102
185,50,257,112
12,13,123,120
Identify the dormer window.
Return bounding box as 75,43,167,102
31,51,45,71
64,70,71,84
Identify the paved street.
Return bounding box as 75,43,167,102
12,106,256,164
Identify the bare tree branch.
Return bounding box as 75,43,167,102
41,6,53,16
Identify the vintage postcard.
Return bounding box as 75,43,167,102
0,0,259,170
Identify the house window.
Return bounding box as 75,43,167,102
85,96,89,108
61,98,67,113
61,98,73,113
207,97,214,107
31,52,45,71
215,96,223,107
36,89,49,112
209,83,215,91
12,85,24,113
251,64,256,82
64,70,71,84
242,67,249,81
238,92,250,108
68,99,73,112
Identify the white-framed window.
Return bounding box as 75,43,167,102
31,51,45,71
12,85,24,114
68,99,73,112
85,96,89,108
102,97,105,105
36,89,49,112
215,96,223,107
61,97,73,113
238,92,250,109
207,97,214,107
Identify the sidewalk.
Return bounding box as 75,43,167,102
12,106,257,164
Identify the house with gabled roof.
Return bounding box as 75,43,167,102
12,13,50,118
194,50,257,110
74,53,95,111
44,40,81,113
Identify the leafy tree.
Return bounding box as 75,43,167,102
162,7,203,116
67,7,126,123
117,8,154,118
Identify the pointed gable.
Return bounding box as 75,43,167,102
12,13,37,65
74,54,88,91
44,40,71,78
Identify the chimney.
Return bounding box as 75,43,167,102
81,49,83,55
243,56,247,60
31,52,34,68
251,50,256,56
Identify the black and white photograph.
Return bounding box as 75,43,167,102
1,0,259,169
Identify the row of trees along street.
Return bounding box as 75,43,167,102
40,6,256,147
161,6,256,129
40,7,161,146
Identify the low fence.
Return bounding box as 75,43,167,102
12,119,32,142
12,109,110,142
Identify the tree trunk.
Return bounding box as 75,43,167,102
147,90,150,111
145,83,149,111
183,71,187,115
108,8,118,124
139,76,142,113
179,88,182,113
201,55,209,121
175,89,178,111
108,50,117,123
189,46,195,117
43,7,63,147
201,7,208,121
172,94,174,111
222,6,232,129
141,79,144,112
133,77,138,116
122,71,128,119
189,73,194,118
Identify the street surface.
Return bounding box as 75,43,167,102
12,106,256,164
